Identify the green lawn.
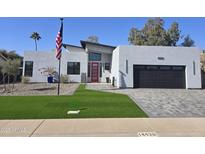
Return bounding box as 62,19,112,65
0,84,148,119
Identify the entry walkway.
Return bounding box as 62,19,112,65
0,118,205,137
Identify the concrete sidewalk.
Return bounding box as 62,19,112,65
0,118,205,137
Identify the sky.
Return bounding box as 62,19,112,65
0,17,205,56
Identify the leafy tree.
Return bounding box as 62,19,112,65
0,60,10,91
128,28,146,45
9,59,21,90
0,49,21,60
87,36,99,43
0,59,20,92
143,18,168,46
128,18,181,46
181,35,195,47
0,61,7,90
30,32,41,51
0,50,22,90
167,22,181,46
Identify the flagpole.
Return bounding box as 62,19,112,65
57,18,63,96
57,58,61,95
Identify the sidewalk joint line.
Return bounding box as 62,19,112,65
29,119,45,137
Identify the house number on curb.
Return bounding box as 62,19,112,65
137,132,158,137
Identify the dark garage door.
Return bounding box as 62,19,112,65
133,65,186,88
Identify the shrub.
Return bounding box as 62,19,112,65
60,74,69,83
22,77,30,83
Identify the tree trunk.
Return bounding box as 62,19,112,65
3,74,6,91
12,75,16,93
12,75,15,92
35,39,37,51
7,74,10,91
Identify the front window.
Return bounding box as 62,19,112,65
89,52,101,61
105,63,110,71
24,61,33,77
67,62,80,75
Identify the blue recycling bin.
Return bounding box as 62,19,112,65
47,76,53,83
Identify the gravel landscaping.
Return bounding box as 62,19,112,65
0,83,79,96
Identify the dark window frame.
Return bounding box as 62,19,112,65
67,62,80,75
105,63,110,71
89,52,101,61
24,61,33,77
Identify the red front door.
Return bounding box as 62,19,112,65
91,62,99,82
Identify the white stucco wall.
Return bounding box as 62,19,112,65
111,47,120,87
61,50,88,82
100,53,112,82
111,45,202,89
23,49,88,83
23,51,58,82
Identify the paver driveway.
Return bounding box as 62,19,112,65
115,89,205,117
86,84,205,117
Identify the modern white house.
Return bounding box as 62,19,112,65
23,40,202,89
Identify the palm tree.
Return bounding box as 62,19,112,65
30,32,41,51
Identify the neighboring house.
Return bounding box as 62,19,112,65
23,40,202,89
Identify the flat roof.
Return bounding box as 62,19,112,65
80,40,116,49
63,43,83,49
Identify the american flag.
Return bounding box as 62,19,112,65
56,21,63,60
